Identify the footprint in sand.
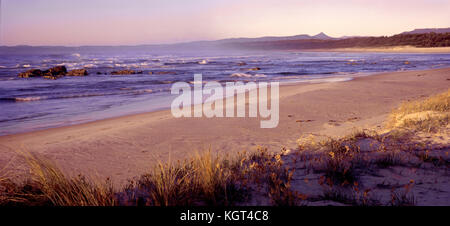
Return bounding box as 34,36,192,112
325,120,341,127
295,119,314,125
296,119,314,122
346,117,360,122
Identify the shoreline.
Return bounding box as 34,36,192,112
1,67,449,186
0,71,366,137
0,67,435,137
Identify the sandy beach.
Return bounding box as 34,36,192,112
1,67,449,186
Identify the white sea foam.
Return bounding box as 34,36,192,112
254,74,267,77
15,97,44,102
83,64,96,68
230,73,266,78
230,73,253,78
189,81,208,84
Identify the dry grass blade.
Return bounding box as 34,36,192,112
19,151,116,206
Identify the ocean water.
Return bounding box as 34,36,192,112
1,49,450,135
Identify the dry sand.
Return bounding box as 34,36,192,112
1,67,449,186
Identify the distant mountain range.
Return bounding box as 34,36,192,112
174,28,450,48
1,28,449,52
222,31,450,50
213,28,450,44
214,32,336,43
401,28,450,35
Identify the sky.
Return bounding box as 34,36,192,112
1,0,450,46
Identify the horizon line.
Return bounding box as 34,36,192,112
0,31,334,48
1,28,448,48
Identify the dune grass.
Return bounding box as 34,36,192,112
297,130,380,187
297,131,425,206
1,148,303,206
122,151,248,206
388,89,449,132
293,90,450,206
1,152,116,206
121,148,306,206
390,183,416,206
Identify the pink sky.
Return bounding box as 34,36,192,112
1,0,450,46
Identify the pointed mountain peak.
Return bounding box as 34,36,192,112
313,32,333,39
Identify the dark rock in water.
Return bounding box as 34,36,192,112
41,66,68,79
147,71,177,75
45,66,67,76
18,69,43,78
154,71,177,75
67,69,88,76
96,72,102,75
18,66,68,79
111,70,138,75
43,75,62,80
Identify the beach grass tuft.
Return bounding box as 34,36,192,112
122,151,248,206
0,152,116,206
22,152,116,206
388,89,449,132
1,148,302,206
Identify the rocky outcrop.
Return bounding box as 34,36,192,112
18,66,66,79
67,69,88,76
151,71,177,75
42,66,68,79
18,66,89,79
47,66,67,76
111,70,143,75
18,69,43,78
